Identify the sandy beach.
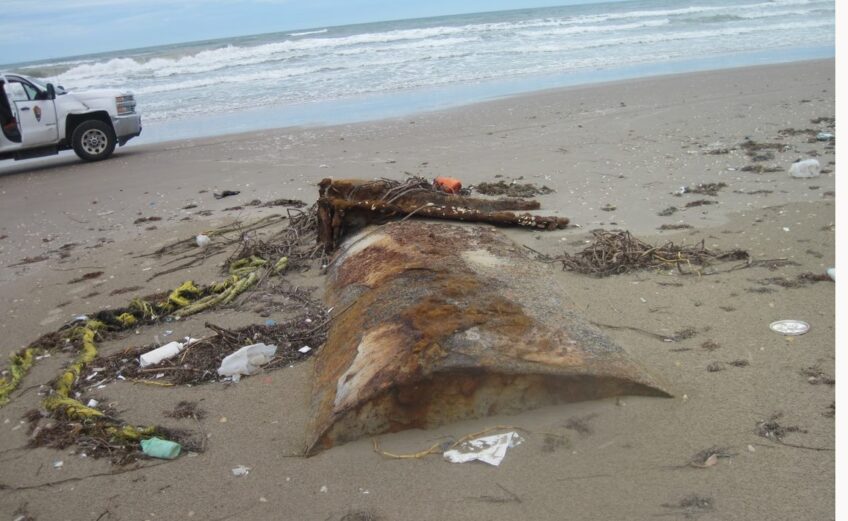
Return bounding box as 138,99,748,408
0,59,835,520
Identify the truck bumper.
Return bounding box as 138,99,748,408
112,114,142,146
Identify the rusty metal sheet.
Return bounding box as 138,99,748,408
306,221,670,454
316,178,569,252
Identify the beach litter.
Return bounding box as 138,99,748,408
140,341,185,367
557,230,749,277
140,437,182,459
816,132,834,141
231,465,251,477
306,220,669,454
217,343,277,382
827,268,835,281
443,431,523,466
214,190,240,199
195,234,210,248
316,177,567,252
433,176,463,194
768,320,810,336
789,158,821,178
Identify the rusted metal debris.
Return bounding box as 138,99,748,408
317,178,569,252
306,221,670,454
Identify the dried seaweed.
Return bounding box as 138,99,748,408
474,180,554,198
558,230,749,277
82,289,328,387
681,183,727,196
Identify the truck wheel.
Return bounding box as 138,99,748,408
72,120,116,161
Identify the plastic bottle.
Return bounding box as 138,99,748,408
139,341,184,368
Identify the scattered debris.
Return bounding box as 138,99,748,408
474,180,554,197
658,224,692,230
434,176,463,194
164,401,207,420
67,271,104,284
740,165,782,174
688,446,734,468
217,343,278,382
684,199,716,208
706,362,723,373
231,465,251,477
789,159,821,178
800,366,834,386
755,413,806,443
10,255,50,267
679,183,727,196
316,178,567,252
339,511,381,521
661,495,715,518
443,431,523,466
140,437,182,459
558,230,748,277
769,320,810,336
133,216,162,225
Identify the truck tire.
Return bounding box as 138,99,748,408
72,120,116,161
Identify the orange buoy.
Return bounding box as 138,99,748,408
434,176,462,194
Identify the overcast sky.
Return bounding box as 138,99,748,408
0,0,617,65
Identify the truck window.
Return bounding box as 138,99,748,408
6,81,38,102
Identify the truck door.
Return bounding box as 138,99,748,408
5,78,59,147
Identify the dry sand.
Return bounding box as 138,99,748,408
0,59,835,520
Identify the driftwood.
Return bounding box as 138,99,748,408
317,178,569,251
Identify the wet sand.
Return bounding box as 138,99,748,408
0,59,835,520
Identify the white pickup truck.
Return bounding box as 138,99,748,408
0,73,141,162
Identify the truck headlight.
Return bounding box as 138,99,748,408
116,95,136,115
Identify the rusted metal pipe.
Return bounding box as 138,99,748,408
306,221,670,454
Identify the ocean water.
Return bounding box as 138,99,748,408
10,0,835,143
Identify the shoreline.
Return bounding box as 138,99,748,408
0,57,835,520
132,52,833,145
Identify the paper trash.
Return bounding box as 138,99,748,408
217,343,277,382
443,431,524,466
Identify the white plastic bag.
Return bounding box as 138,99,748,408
217,343,277,381
443,431,523,466
789,159,821,178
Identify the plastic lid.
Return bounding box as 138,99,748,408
769,320,810,336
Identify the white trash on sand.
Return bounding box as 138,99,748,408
217,343,277,381
443,431,524,466
139,341,185,368
788,159,821,178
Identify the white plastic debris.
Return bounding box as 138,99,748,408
231,465,251,477
816,132,834,141
788,158,821,178
827,268,835,281
139,341,185,368
53,460,64,469
196,234,211,248
298,346,312,354
769,320,810,336
87,399,99,408
217,343,277,382
443,431,523,466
